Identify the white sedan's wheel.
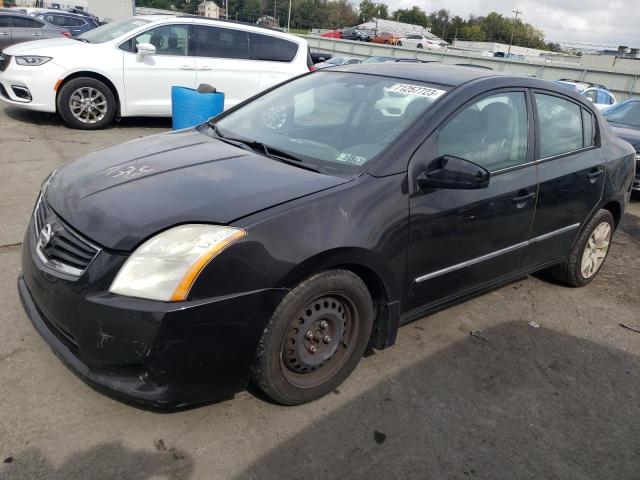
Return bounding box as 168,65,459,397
580,222,611,278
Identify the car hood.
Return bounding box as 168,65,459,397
608,122,640,151
5,37,80,55
45,129,352,251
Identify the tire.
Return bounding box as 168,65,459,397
396,41,402,46
548,209,614,287
250,269,374,405
57,77,116,130
384,40,389,44
417,44,423,49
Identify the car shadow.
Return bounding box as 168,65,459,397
2,106,172,130
234,321,640,480
1,440,194,480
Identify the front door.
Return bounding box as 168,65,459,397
524,92,606,266
405,90,538,314
9,16,44,44
122,23,196,116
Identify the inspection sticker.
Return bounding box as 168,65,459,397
387,84,447,98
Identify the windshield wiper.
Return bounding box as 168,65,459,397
208,124,323,173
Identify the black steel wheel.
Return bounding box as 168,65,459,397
250,270,374,405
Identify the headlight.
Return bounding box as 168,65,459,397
15,56,52,66
109,225,246,301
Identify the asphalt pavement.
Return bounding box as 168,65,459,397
1,106,639,480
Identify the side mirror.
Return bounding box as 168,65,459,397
136,42,156,57
417,155,490,190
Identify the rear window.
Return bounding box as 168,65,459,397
249,32,298,62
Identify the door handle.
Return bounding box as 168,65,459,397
512,192,536,204
199,66,212,71
32,33,43,36
179,66,195,70
0,32,9,36
587,169,604,182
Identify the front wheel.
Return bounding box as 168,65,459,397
548,209,614,287
57,77,116,130
396,41,402,46
250,270,374,405
417,44,424,49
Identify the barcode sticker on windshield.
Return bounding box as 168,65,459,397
387,84,446,98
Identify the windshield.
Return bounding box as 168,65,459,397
213,71,449,174
78,17,150,43
604,100,640,127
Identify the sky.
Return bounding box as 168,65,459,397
384,0,640,49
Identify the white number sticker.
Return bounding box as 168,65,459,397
387,84,447,98
104,165,155,179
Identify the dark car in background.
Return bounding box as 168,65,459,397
314,56,361,69
0,10,69,49
33,10,99,36
18,64,635,409
341,27,371,41
604,98,640,191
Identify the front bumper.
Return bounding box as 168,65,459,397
0,58,64,112
19,220,287,409
633,156,640,191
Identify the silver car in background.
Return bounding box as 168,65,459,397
0,10,70,50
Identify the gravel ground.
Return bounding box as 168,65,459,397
0,106,638,480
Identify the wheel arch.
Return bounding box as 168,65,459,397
276,248,402,350
56,71,121,113
600,199,623,229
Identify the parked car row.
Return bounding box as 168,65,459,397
0,15,312,129
320,28,445,50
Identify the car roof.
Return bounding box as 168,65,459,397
332,62,503,86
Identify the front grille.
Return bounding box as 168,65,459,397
0,53,10,72
33,196,100,276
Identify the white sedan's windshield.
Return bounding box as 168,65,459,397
214,72,449,173
78,18,150,43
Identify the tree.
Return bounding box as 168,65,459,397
358,0,387,22
392,6,428,28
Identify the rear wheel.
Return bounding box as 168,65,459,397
250,270,374,405
384,40,389,44
548,209,614,287
417,43,424,49
396,41,402,46
57,77,116,130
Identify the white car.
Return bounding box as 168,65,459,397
396,34,445,50
0,15,311,129
555,80,617,111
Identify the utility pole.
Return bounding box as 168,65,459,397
287,0,292,31
507,9,522,58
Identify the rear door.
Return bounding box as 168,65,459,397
121,23,196,116
9,16,45,44
524,91,605,267
191,24,262,109
0,16,11,49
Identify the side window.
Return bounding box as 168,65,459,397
132,25,189,56
535,93,583,158
11,17,44,28
192,25,249,59
582,109,596,147
437,92,529,172
0,17,11,28
65,16,86,27
248,33,298,62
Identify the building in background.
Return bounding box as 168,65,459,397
257,15,278,28
4,0,134,21
197,0,224,19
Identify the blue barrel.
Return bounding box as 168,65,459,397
171,86,225,130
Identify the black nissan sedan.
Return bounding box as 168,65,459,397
18,64,636,408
